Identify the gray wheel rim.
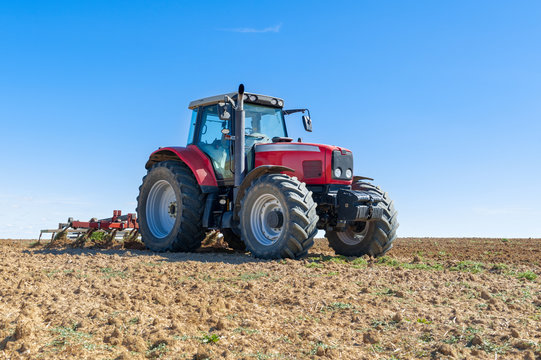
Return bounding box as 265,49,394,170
146,180,178,238
337,223,369,246
250,193,284,246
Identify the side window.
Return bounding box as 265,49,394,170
186,108,198,145
197,105,232,180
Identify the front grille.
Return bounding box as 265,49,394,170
303,160,322,178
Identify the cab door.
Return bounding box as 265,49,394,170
195,105,233,182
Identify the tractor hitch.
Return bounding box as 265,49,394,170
336,189,383,222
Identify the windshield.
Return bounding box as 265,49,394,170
244,104,287,141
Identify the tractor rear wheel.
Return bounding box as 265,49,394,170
221,228,246,251
137,161,206,252
326,182,398,257
240,174,318,259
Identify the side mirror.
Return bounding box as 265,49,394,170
302,115,312,132
219,103,231,120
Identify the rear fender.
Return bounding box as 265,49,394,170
145,145,218,191
233,165,294,220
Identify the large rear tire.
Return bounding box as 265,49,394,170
326,182,398,257
240,174,318,259
137,161,206,252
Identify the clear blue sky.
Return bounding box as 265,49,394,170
1,1,540,239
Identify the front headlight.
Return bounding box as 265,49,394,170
334,168,342,178
345,168,352,179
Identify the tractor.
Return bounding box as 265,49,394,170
137,85,398,259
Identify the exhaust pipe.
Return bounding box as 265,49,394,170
234,84,245,196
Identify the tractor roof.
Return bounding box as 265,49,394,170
188,92,284,110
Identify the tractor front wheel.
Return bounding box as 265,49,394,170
326,183,398,257
137,161,206,252
240,174,318,259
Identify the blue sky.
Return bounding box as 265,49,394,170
1,1,540,238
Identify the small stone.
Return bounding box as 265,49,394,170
392,312,403,323
316,346,325,356
394,291,405,298
412,255,421,263
510,328,520,338
438,344,456,357
362,331,380,344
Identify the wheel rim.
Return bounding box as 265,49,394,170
337,223,369,246
250,193,284,246
146,180,178,238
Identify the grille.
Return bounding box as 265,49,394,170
303,160,322,179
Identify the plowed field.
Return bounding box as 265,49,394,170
1,237,540,359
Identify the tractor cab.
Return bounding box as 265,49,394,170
186,93,292,182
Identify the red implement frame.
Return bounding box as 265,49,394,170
39,210,139,242
70,210,139,231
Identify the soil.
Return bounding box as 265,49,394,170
0,237,540,359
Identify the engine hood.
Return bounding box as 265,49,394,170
254,142,353,185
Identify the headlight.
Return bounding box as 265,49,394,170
345,168,352,179
277,100,283,107
249,95,257,101
271,98,278,105
334,168,342,178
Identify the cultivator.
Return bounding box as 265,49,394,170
39,210,139,243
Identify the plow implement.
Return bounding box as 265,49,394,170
39,210,139,244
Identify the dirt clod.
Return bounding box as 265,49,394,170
480,290,491,300
14,321,32,340
438,344,456,357
123,335,147,353
514,340,534,350
471,334,483,346
363,331,380,344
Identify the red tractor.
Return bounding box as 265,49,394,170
137,85,398,259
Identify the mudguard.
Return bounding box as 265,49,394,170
145,145,218,191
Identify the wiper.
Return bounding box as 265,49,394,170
283,108,310,116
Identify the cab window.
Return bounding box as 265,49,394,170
186,108,198,145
